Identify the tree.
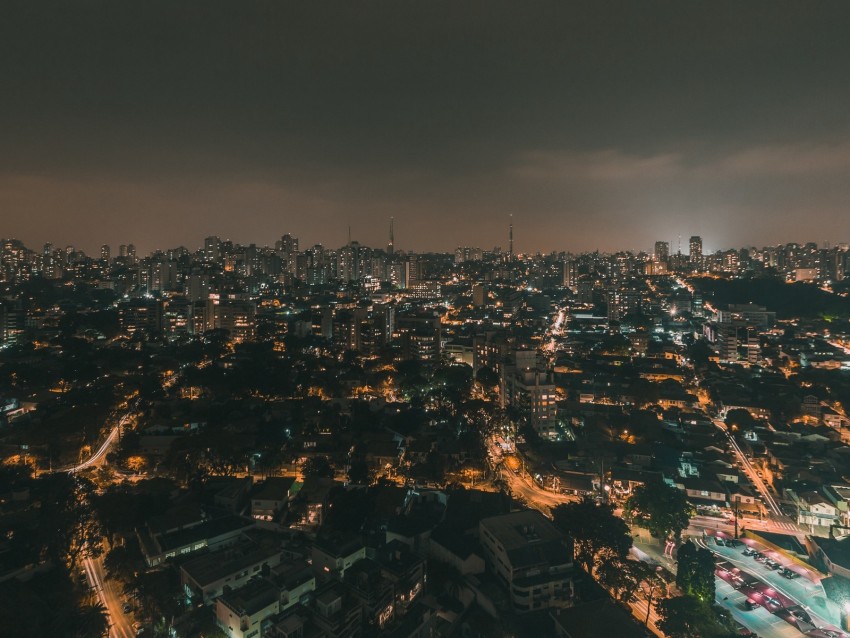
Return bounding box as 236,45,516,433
656,596,731,638
675,541,716,602
303,455,335,479
725,408,756,431
624,480,693,541
687,338,714,368
68,603,110,638
636,563,667,626
37,474,104,568
124,568,181,624
475,366,500,391
104,541,144,583
347,458,373,485
552,496,632,573
596,557,643,603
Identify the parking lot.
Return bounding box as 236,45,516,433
698,534,849,638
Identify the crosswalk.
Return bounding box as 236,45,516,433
772,519,801,532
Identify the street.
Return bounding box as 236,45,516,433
690,514,805,537
695,534,849,638
500,465,577,514
712,418,801,532
84,553,135,638
486,433,576,514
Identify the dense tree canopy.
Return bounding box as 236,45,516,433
624,480,693,541
656,596,735,638
552,496,632,573
676,541,716,603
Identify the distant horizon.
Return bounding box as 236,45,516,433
4,232,847,260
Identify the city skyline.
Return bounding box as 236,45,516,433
7,229,850,261
4,2,850,254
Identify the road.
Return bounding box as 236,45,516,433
712,417,801,532
85,553,135,638
63,402,142,634
69,413,131,473
500,465,577,513
696,535,849,638
628,593,663,637
486,434,576,514
715,574,801,638
690,514,804,538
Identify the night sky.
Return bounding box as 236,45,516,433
2,1,850,255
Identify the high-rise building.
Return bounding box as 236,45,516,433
187,273,212,302
204,236,221,262
387,217,394,256
100,244,111,262
151,260,179,292
689,236,703,264
472,283,488,307
277,233,298,255
454,247,483,263
562,260,577,290
654,241,669,262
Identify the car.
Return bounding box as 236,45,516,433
714,537,726,546
766,561,781,570
742,547,755,556
783,569,800,579
743,599,758,611
727,539,742,547
122,602,132,614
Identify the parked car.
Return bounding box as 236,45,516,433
742,547,755,556
714,537,726,546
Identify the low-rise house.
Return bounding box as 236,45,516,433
215,578,281,638
794,491,841,530
138,514,254,567
210,476,253,513
312,534,367,579
181,545,282,604
252,477,296,521
269,559,316,611
344,558,396,629
290,477,338,531
823,484,850,527
429,525,485,575
310,584,363,638
374,540,427,612
678,477,728,511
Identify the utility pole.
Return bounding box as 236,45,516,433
734,495,740,539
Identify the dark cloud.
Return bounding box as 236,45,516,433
2,1,850,254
